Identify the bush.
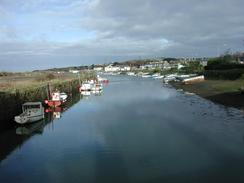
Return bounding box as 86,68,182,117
205,63,244,70
204,69,244,80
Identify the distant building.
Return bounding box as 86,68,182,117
93,67,103,71
177,63,185,70
104,65,120,72
162,62,172,70
200,60,208,67
69,70,79,74
120,66,131,71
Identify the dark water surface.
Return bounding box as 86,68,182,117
1,76,244,183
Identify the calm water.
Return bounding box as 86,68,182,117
1,76,244,183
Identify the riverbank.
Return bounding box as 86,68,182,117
171,79,244,110
0,71,96,130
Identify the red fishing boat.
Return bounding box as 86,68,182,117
44,91,67,107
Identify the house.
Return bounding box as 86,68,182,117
104,65,120,72
120,66,131,71
69,70,79,74
200,60,208,67
93,66,103,71
177,63,185,70
162,61,172,70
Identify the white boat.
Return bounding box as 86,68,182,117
154,75,164,79
152,73,160,77
81,91,91,96
14,102,44,124
91,83,103,91
127,72,135,76
79,83,91,91
97,75,109,83
60,92,68,102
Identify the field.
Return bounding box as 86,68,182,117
0,71,95,93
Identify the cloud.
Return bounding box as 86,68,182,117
0,0,244,71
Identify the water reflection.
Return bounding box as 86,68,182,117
45,107,63,119
1,76,244,183
16,120,45,136
0,92,81,163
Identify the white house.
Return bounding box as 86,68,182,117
177,63,185,70
104,65,120,72
93,67,103,71
120,66,131,71
69,70,79,74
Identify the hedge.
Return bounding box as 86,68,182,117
204,69,244,80
205,63,244,70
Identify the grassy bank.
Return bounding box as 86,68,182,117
0,71,95,93
171,79,244,109
0,71,96,129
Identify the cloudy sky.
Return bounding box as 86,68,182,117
0,0,244,71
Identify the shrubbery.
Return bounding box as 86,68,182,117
204,69,244,80
205,63,244,70
204,53,244,80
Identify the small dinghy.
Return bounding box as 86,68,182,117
14,102,44,124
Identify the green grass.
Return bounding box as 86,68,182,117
205,79,244,93
171,79,244,97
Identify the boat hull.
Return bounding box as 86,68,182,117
46,100,62,107
15,114,44,125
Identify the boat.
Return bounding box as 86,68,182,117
182,75,205,84
81,91,91,96
127,72,136,76
162,74,178,83
153,75,164,79
97,75,109,83
45,91,66,107
141,74,152,78
14,102,44,124
79,83,92,91
45,91,62,107
60,92,68,102
91,83,103,91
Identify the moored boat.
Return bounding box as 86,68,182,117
45,91,67,107
91,83,103,91
79,83,92,91
60,92,68,102
14,102,44,124
81,91,91,96
97,75,109,83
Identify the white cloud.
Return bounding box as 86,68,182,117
1,0,244,71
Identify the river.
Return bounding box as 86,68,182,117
0,75,244,183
